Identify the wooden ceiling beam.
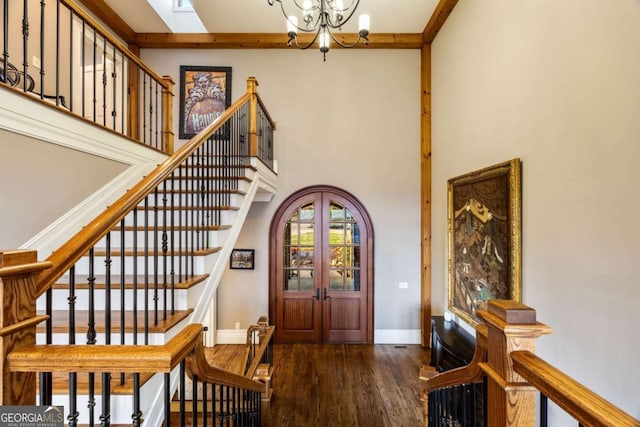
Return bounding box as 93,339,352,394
135,33,424,49
422,0,459,45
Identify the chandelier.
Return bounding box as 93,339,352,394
267,0,370,61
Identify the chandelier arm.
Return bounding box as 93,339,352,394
289,31,321,50
327,29,367,48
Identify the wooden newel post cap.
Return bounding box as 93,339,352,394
487,300,536,324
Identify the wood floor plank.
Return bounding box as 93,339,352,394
269,343,430,427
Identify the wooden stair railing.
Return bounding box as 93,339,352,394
1,76,276,424
8,323,272,426
420,300,640,427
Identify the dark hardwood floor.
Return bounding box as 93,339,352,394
269,343,430,427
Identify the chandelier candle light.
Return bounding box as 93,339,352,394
267,0,370,61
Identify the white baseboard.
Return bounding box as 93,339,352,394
374,329,421,344
216,329,247,344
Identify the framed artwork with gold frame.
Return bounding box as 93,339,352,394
447,158,522,326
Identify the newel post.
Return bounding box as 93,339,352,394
247,77,259,158
162,75,175,155
0,250,51,405
478,300,552,426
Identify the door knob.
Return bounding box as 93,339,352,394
313,288,320,300
323,288,331,300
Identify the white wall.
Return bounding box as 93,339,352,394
0,130,128,249
432,0,640,420
141,48,422,338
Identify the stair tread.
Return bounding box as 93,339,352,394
53,274,209,290
110,225,231,232
133,205,239,211
90,247,222,256
38,309,194,334
203,345,249,376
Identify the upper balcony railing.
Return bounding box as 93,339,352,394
1,0,174,153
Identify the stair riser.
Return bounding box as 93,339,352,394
119,209,235,228
38,331,169,345
37,289,190,311
153,192,244,207
71,255,208,276
96,229,226,250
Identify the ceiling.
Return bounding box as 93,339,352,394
102,0,440,35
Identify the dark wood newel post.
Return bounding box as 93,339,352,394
478,300,552,426
162,75,175,155
0,250,51,405
247,77,259,158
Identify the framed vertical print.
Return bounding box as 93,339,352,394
178,66,232,139
447,158,522,326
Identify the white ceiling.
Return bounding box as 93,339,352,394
103,0,439,34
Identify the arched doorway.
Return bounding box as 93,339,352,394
269,185,374,343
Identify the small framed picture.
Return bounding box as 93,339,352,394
230,249,255,270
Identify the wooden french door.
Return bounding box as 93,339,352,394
270,186,373,343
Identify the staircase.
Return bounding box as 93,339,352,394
1,77,277,426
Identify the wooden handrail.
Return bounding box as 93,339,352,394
35,90,252,297
244,326,275,379
512,351,640,427
7,324,202,374
60,0,168,90
187,342,267,394
421,325,488,392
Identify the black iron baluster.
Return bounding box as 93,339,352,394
105,232,112,345
102,35,107,126
144,195,149,344
120,218,126,384
100,372,111,427
178,163,183,283
225,385,231,426
132,209,139,345
148,72,153,146
197,146,203,251
67,264,78,422
112,43,116,130
68,369,79,427
179,360,186,427
155,79,159,149
202,378,208,427
132,373,142,427
142,72,147,144
21,0,28,93
540,393,548,427
81,21,85,117
170,173,176,315
92,27,97,121
2,0,8,85
87,248,97,344
164,373,171,427
189,155,195,278
39,0,45,100
68,5,73,112
205,137,211,241
162,180,168,320
120,52,124,132
153,188,159,325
